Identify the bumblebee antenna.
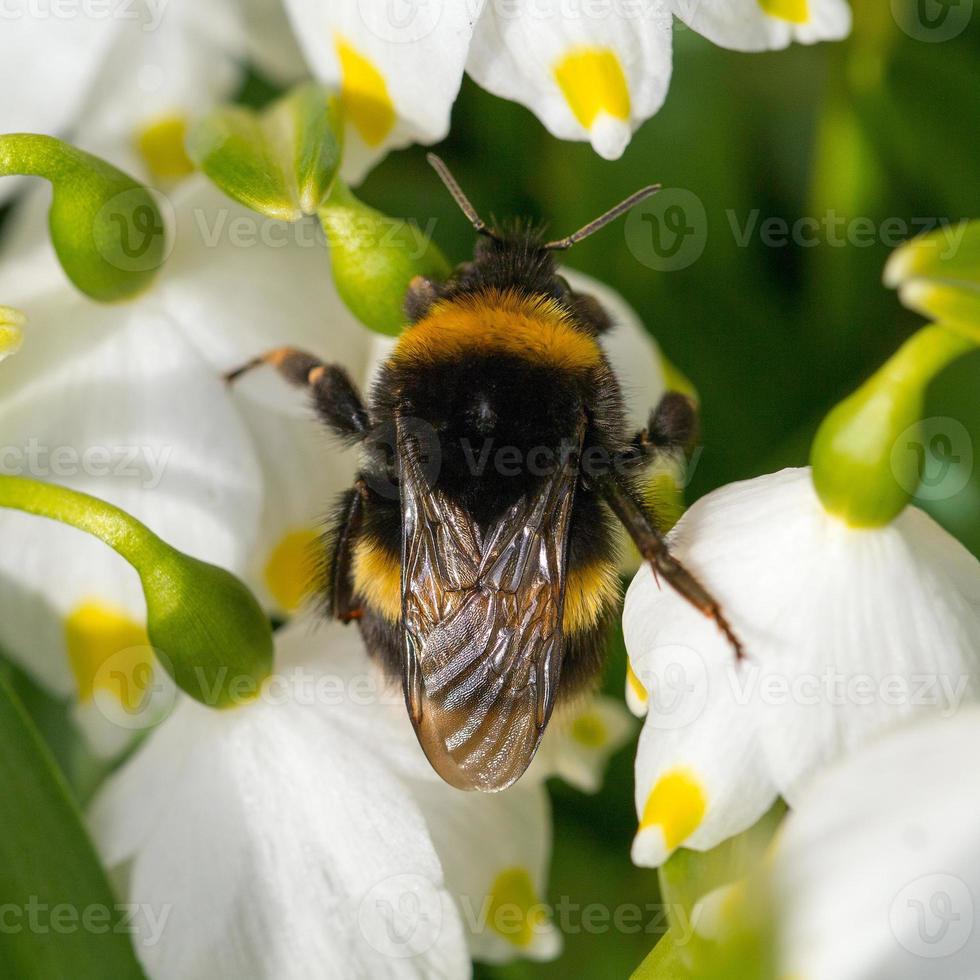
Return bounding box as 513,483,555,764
544,185,661,251
427,153,497,239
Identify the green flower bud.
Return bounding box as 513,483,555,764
0,305,25,362
318,180,451,335
0,477,273,707
188,83,343,221
884,219,980,291
885,219,980,344
811,324,977,527
0,134,168,302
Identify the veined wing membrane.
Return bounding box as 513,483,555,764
398,417,582,791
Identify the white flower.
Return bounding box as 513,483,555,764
283,0,851,173
623,466,980,867
0,0,301,194
770,708,980,979
672,0,851,53
89,618,630,975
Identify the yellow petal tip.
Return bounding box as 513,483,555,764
635,768,707,863
758,0,810,24
335,36,396,147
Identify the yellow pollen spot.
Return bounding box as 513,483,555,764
570,710,608,748
627,662,648,705
400,290,603,374
554,48,631,130
757,0,810,23
264,528,319,613
135,113,195,182
487,867,551,949
65,601,153,711
335,36,396,147
0,305,25,361
639,768,707,850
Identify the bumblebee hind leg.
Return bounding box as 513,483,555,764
601,475,745,661
225,347,370,442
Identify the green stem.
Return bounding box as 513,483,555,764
0,477,273,707
0,476,162,567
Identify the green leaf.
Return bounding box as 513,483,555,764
0,135,168,302
188,83,342,221
0,671,146,978
0,477,273,707
319,180,451,335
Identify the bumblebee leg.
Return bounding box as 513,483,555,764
631,391,699,462
325,479,368,623
225,348,370,441
601,476,745,660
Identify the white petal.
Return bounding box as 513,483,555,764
89,624,471,980
467,1,673,159
73,1,244,157
283,0,482,181
0,292,262,711
0,9,120,202
773,709,980,980
672,0,851,52
622,466,980,861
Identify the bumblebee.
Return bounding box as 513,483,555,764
229,156,741,792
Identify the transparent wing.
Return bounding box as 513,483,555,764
399,418,581,791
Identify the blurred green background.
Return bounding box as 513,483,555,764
356,5,980,977
4,3,980,978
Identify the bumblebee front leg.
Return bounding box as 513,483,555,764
225,348,370,441
601,476,745,660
